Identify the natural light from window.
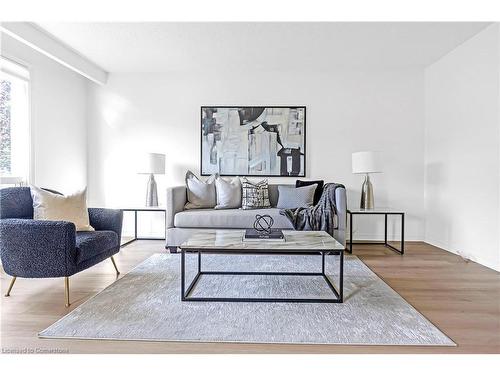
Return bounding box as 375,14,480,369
0,56,30,185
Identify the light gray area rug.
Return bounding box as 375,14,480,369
39,253,455,346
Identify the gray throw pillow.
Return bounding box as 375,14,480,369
241,178,271,210
215,176,242,209
276,184,316,209
185,171,217,209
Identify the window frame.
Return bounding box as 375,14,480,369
0,54,32,185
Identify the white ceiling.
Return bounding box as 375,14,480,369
35,22,490,73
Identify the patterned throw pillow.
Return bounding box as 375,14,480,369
276,184,316,209
241,178,271,210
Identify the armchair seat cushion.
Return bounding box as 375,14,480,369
75,231,119,264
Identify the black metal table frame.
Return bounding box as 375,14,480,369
347,210,405,255
180,249,344,303
120,208,167,247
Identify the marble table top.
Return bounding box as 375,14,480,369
180,230,344,252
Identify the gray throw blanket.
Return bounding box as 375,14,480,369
280,183,344,236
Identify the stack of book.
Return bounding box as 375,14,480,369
243,228,285,242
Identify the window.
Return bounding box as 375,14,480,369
0,57,30,184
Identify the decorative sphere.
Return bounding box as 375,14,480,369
253,214,274,233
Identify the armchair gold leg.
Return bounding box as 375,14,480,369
64,276,70,307
110,256,120,275
5,276,17,297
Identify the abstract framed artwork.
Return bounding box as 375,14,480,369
201,106,306,177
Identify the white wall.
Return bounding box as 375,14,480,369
424,24,500,271
4,24,499,270
1,33,88,193
87,69,425,240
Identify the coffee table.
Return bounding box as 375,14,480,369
179,230,344,303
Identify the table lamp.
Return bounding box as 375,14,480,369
139,153,165,207
352,151,382,209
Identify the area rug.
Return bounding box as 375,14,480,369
39,253,455,346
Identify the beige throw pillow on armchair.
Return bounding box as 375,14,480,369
30,186,94,231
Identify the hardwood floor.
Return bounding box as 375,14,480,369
1,240,499,354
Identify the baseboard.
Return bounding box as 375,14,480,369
424,238,500,272
350,233,423,242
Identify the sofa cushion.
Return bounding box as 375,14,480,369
215,176,242,209
185,171,217,209
75,230,119,264
241,178,271,209
268,184,295,207
277,184,316,209
174,208,294,229
295,179,325,205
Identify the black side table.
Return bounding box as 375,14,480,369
347,208,405,255
120,207,166,247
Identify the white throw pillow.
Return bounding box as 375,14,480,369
215,176,242,209
30,186,94,231
185,171,218,209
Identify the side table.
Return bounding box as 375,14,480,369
347,208,405,255
120,207,166,247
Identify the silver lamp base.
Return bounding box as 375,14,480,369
360,173,374,209
146,174,158,207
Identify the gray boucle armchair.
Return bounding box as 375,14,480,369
0,187,123,307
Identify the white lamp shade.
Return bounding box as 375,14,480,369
139,153,165,174
352,151,382,174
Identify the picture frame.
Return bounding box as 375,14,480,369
200,106,306,177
